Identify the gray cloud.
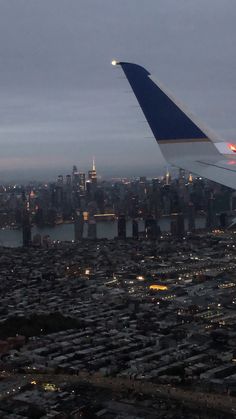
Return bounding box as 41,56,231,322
0,0,236,180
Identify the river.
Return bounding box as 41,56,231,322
0,217,207,248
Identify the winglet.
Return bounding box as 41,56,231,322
115,61,209,143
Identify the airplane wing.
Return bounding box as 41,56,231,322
112,61,236,190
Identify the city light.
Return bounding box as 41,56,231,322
149,285,168,291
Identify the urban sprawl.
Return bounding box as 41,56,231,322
0,165,236,418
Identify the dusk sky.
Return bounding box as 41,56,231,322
0,0,236,181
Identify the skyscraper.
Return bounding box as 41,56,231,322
206,193,217,230
132,219,139,239
57,175,64,186
188,202,196,232
22,192,31,247
22,211,31,247
118,215,126,239
78,173,86,193
171,213,185,238
88,158,97,184
74,210,84,241
145,216,159,240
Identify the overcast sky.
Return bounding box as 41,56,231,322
0,0,236,181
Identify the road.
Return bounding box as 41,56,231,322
1,371,235,416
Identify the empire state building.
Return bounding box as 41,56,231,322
88,158,97,184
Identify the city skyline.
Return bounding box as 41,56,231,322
0,1,236,179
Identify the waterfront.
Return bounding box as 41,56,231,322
0,217,206,247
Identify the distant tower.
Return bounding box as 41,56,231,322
177,213,185,237
206,192,217,230
117,215,126,239
171,213,185,238
79,173,86,193
179,168,185,181
164,167,171,186
74,211,84,241
72,165,78,175
22,192,31,247
57,175,64,186
88,158,97,184
66,174,72,186
145,216,159,240
188,202,196,232
219,213,227,229
170,215,178,237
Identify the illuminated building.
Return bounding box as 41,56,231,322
164,167,171,186
94,213,115,222
88,158,97,184
83,211,89,221
79,172,86,192
149,284,168,291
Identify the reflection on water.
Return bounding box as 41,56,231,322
0,217,206,248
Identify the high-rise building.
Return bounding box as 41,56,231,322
132,219,139,239
188,202,196,232
170,217,178,237
145,216,159,240
171,213,185,238
177,212,185,237
88,158,97,184
74,210,84,241
79,173,86,193
219,213,227,229
72,165,78,175
57,175,64,186
164,167,171,186
66,174,72,186
117,215,126,239
179,168,186,181
206,193,217,230
22,209,31,247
